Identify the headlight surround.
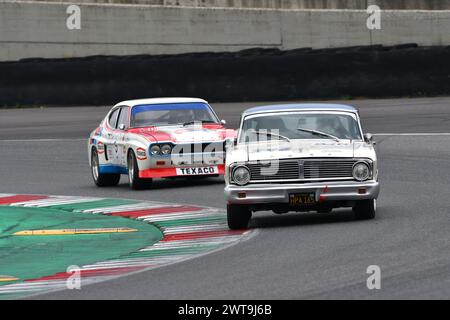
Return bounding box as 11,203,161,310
232,165,251,186
353,161,371,181
150,144,161,155
161,144,172,155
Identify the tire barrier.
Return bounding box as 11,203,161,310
1,44,450,106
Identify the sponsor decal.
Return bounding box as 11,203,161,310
176,166,219,176
97,141,105,154
136,147,147,160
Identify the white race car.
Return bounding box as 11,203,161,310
88,98,236,189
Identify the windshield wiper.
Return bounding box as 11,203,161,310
297,128,340,142
248,129,291,142
182,120,217,126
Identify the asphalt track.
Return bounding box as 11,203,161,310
1,97,450,299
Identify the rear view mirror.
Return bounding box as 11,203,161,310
364,133,376,145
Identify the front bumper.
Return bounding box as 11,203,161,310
139,164,225,178
225,180,380,204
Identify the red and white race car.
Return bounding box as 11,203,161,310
88,98,236,189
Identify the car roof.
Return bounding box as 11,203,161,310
114,97,208,108
243,103,358,116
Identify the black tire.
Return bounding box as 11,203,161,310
127,150,152,190
91,149,120,187
353,199,376,220
227,204,251,230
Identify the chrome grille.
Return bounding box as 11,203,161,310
303,160,355,179
248,159,358,182
248,161,300,181
170,141,226,166
172,141,226,154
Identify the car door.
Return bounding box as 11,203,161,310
105,107,121,165
115,106,130,168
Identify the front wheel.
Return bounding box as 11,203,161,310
128,150,152,190
91,149,120,187
353,199,376,220
227,204,251,230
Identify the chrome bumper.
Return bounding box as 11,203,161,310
225,180,380,204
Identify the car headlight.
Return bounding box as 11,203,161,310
161,144,172,155
353,161,370,181
232,166,251,186
150,144,161,155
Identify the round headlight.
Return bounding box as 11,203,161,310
161,144,172,155
150,144,161,155
232,166,251,186
353,162,370,181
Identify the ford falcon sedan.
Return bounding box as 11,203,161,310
224,104,380,230
89,98,236,189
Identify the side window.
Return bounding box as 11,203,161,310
117,107,129,129
108,108,120,129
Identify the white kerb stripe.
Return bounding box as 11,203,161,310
13,197,102,207
81,203,165,214
162,224,228,234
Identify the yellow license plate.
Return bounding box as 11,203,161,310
289,193,316,205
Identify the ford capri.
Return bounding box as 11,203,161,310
224,104,380,229
89,98,236,189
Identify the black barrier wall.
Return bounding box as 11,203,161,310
1,44,450,106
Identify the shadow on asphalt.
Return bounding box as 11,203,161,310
251,210,358,229
114,177,225,190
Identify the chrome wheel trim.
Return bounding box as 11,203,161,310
92,152,99,181
128,154,134,186
374,199,377,212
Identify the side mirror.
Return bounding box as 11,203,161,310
118,124,126,131
364,133,376,145
224,138,237,152
220,119,227,126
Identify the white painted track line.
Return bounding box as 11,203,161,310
374,133,450,136
0,139,86,142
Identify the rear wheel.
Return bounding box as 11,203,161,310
128,150,152,190
227,204,251,230
353,199,376,220
91,149,120,187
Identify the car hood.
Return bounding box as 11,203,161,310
228,140,375,163
128,125,235,143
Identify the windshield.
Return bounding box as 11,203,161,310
130,103,219,128
239,112,362,143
